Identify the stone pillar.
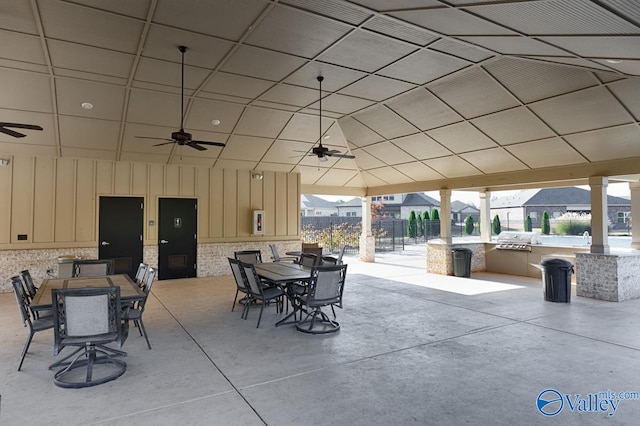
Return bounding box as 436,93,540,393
589,176,609,254
479,190,491,242
631,182,640,250
359,196,375,262
439,189,452,244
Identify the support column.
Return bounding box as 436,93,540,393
589,176,609,254
359,196,375,262
439,189,452,244
630,182,640,250
479,190,491,242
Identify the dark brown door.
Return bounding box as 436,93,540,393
98,196,144,278
158,198,197,280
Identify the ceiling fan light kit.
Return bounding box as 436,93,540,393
136,45,226,151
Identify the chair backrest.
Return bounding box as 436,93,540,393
20,270,37,298
307,264,347,309
336,245,347,263
136,267,156,312
11,276,32,327
298,252,319,267
72,259,115,277
239,261,264,297
269,244,281,262
134,263,148,284
228,258,247,292
51,286,126,356
302,246,323,262
301,242,319,251
234,250,262,264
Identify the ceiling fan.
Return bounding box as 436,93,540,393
306,75,355,162
136,46,225,151
0,122,43,138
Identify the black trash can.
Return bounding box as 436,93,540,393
452,248,473,278
541,258,574,303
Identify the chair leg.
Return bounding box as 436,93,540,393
137,319,152,350
256,301,264,328
231,289,239,312
18,331,35,371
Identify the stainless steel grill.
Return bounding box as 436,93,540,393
496,232,541,251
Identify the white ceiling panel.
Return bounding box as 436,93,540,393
391,8,516,36
339,75,415,101
55,79,125,121
424,156,481,179
428,39,494,63
121,123,177,154
285,63,366,91
68,0,153,19
316,94,375,115
185,99,244,134
279,114,324,143
0,0,39,34
48,39,134,79
608,79,640,120
378,50,470,85
367,166,412,185
564,125,640,162
386,88,462,131
0,68,52,113
258,84,319,107
126,90,181,127
296,164,330,185
529,87,633,135
363,15,440,46
135,58,210,90
394,162,444,182
457,36,569,56
220,45,307,81
391,133,451,160
460,147,527,174
58,116,120,150
349,148,386,170
120,151,170,164
0,29,46,65
61,147,115,161
235,107,292,138
317,30,417,73
539,36,640,60
353,105,416,140
359,170,389,187
428,122,497,154
262,139,313,164
351,0,442,12
337,116,384,147
428,67,519,119
221,135,273,161
471,107,555,145
312,167,358,186
203,73,274,99
362,141,415,165
213,159,259,170
505,137,586,169
0,143,57,157
169,156,216,167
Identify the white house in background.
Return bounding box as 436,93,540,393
399,193,440,219
300,194,339,216
335,197,362,217
451,201,480,224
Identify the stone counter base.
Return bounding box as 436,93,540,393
576,251,640,302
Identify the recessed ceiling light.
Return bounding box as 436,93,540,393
81,102,94,110
606,59,623,64
211,119,221,126
323,134,330,139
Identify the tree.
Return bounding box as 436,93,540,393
408,210,417,239
431,209,440,221
417,211,425,238
371,200,384,220
492,214,501,235
464,215,474,235
524,215,532,232
541,211,551,235
422,211,431,238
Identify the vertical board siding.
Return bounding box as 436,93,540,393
0,156,300,247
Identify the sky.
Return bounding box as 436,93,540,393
315,182,632,207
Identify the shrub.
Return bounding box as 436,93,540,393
408,210,417,238
417,212,424,238
464,215,474,235
552,212,592,235
541,211,550,235
492,215,501,235
432,209,440,220
524,215,532,232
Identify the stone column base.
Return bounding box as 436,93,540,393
359,235,375,262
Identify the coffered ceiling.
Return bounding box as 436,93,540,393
1,0,640,195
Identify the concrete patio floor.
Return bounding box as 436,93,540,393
2,247,640,425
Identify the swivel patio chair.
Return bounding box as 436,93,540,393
72,259,115,277
295,264,347,334
239,261,285,328
49,286,128,388
228,258,251,318
234,250,262,264
269,244,297,262
11,277,54,371
298,252,320,267
122,267,156,349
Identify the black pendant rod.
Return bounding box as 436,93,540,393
179,45,187,131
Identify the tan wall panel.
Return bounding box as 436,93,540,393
0,160,12,243
33,157,55,242
54,158,76,242
274,172,287,236
114,162,131,194
147,164,164,242
165,165,180,196
132,162,147,195
210,168,224,238
196,167,210,239
181,166,196,196
75,160,95,242
11,156,34,243
96,161,114,194
223,169,237,237
262,171,275,237
287,173,299,236
237,170,251,237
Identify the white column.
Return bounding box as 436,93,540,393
630,182,640,250
439,189,452,244
589,176,609,254
479,190,491,242
359,196,375,262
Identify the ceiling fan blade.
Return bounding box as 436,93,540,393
136,136,174,142
326,152,356,159
187,142,207,151
0,127,27,138
153,142,176,147
0,122,43,131
191,140,226,147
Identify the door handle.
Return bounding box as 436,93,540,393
160,239,169,244
101,241,110,246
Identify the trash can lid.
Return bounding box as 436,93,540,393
452,247,473,253
541,258,573,268
58,255,80,263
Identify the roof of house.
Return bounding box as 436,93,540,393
300,194,337,209
402,193,440,207
336,197,363,208
451,200,480,213
492,187,631,208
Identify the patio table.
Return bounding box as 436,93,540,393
254,262,311,326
